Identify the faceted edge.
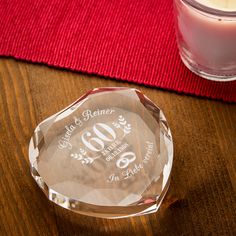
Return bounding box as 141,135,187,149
28,87,174,218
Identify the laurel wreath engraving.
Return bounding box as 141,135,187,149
112,115,131,136
70,148,100,165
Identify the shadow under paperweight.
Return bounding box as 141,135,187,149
29,87,173,218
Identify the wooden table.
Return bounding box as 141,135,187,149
0,58,235,236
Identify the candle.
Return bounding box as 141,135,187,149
196,0,236,11
174,0,236,81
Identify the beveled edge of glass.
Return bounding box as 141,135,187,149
181,0,236,18
29,150,172,219
28,87,174,218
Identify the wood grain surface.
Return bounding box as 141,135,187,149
0,58,235,236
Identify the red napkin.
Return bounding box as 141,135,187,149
0,0,235,102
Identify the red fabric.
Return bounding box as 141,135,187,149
0,0,235,102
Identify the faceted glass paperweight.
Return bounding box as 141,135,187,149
29,87,173,218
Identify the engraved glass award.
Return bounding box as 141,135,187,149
29,87,173,218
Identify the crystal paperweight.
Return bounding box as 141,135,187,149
29,87,173,218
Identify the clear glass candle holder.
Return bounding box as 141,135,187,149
174,0,236,81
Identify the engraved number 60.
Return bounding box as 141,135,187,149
81,123,116,152
116,152,136,169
